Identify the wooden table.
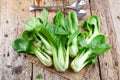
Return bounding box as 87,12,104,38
0,0,120,80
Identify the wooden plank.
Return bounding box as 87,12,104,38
32,0,101,80
107,0,120,80
90,0,120,80
33,65,67,80
108,0,120,45
0,0,34,80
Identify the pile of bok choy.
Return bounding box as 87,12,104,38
12,9,111,72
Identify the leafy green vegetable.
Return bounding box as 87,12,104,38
42,8,48,26
67,12,79,58
71,16,111,72
54,11,66,30
12,9,111,72
12,37,31,53
25,17,42,31
82,15,101,44
54,11,80,58
12,37,52,67
71,35,111,72
55,35,69,71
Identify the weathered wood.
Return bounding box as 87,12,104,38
108,0,120,45
90,0,120,80
0,0,34,80
108,0,120,74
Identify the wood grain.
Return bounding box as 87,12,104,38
0,0,34,80
108,1,120,79
90,0,120,80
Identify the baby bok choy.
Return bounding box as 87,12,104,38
53,11,83,71
66,12,79,58
54,11,80,58
38,22,69,72
12,36,52,67
71,15,111,72
71,35,111,72
24,9,53,56
81,15,101,44
24,10,70,71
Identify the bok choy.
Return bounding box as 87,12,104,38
71,16,111,72
12,9,111,72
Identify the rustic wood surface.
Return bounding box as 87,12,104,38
0,0,120,80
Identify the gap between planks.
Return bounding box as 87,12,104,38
88,0,102,80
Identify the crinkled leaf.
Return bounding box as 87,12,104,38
78,33,88,49
68,11,78,32
81,21,93,36
54,11,66,29
87,15,100,31
46,23,55,34
12,37,32,53
68,30,80,46
93,44,111,54
25,17,42,31
42,9,48,26
82,15,101,37
22,30,37,41
38,26,56,47
89,35,106,50
54,26,69,35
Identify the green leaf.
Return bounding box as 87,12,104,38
87,15,100,34
25,17,42,31
46,23,55,34
82,15,101,38
93,44,111,54
36,73,42,79
68,30,80,46
22,30,37,41
12,37,53,67
87,15,100,31
54,26,69,35
78,33,88,49
81,21,93,36
42,9,48,26
89,35,106,50
68,11,78,32
54,11,66,29
12,37,32,53
38,41,44,50
12,37,29,52
38,26,56,47
46,23,69,35
64,17,69,30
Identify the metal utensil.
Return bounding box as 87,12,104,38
29,0,86,11
62,10,86,19
76,10,86,19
